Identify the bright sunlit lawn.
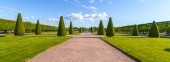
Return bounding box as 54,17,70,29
0,32,70,62
102,34,170,62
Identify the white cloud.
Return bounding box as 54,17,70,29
81,5,97,10
89,6,97,10
31,16,34,18
23,16,34,20
90,0,95,3
48,18,59,22
65,12,108,22
97,12,108,20
23,17,29,19
66,12,84,21
84,13,97,21
80,5,97,12
0,5,18,12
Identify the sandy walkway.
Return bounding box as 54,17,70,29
28,33,135,62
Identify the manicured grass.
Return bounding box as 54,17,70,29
0,33,70,62
102,34,170,62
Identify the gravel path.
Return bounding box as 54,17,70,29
28,33,135,62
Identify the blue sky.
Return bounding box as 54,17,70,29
0,0,170,27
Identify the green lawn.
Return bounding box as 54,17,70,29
102,34,170,62
0,33,70,62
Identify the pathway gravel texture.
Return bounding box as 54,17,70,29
28,33,135,62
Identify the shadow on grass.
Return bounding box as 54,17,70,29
164,48,170,52
126,36,148,38
160,36,170,38
0,35,6,37
0,34,6,37
25,35,57,37
127,36,170,38
116,34,131,36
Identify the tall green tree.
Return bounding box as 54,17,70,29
148,21,160,37
14,13,25,36
69,21,74,34
79,27,82,33
132,24,139,36
106,17,115,37
57,16,66,36
35,20,41,35
90,26,93,33
97,20,105,35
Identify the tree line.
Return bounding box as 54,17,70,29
117,21,169,37
117,21,170,34
0,13,91,36
94,17,115,37
5,13,161,37
0,14,57,34
56,15,116,37
89,18,165,38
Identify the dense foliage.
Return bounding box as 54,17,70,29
14,13,25,36
35,20,41,35
90,26,93,33
79,27,82,33
106,17,115,37
97,20,105,35
57,16,66,36
117,21,170,36
132,24,139,36
0,19,57,33
69,21,73,34
148,21,160,37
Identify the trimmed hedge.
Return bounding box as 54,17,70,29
57,16,66,36
106,17,115,37
35,20,41,35
69,21,74,34
132,24,139,36
14,13,25,36
97,20,105,35
148,21,160,38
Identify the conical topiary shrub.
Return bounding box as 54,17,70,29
90,26,93,33
97,20,105,35
79,27,82,33
57,16,66,36
148,21,160,38
14,13,25,36
35,20,41,35
69,21,74,34
132,24,139,36
106,17,115,37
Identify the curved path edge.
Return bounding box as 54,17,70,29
100,38,141,62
